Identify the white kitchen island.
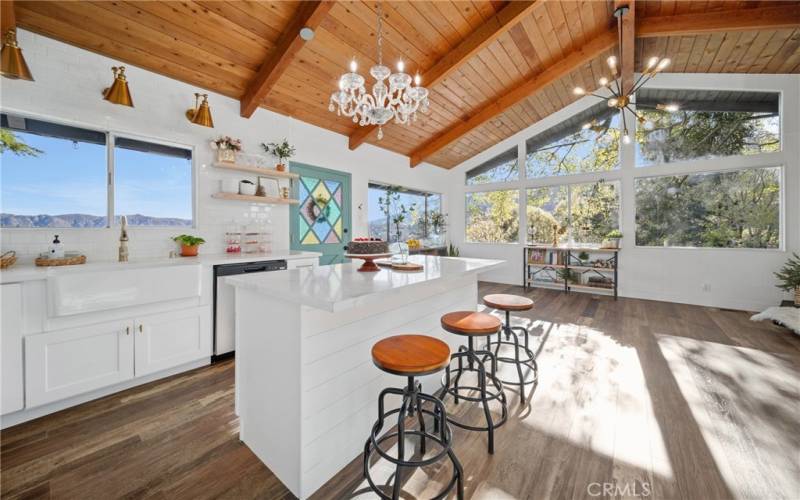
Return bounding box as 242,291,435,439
226,255,503,498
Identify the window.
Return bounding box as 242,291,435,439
368,183,443,243
1,113,194,228
525,102,620,178
466,190,519,243
1,116,107,228
526,181,619,245
466,148,518,185
114,138,192,226
635,89,780,167
635,166,780,248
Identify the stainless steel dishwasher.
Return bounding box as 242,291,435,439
213,260,287,360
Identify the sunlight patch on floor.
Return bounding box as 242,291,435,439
656,334,800,499
519,321,674,479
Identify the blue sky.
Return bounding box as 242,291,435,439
2,131,191,220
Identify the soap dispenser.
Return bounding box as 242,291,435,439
49,234,65,259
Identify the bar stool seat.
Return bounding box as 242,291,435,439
440,311,507,454
364,334,464,500
372,335,450,376
441,311,502,335
482,294,538,403
482,293,534,311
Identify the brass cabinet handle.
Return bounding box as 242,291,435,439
126,326,130,335
138,324,143,333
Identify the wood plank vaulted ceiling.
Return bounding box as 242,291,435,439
11,0,800,169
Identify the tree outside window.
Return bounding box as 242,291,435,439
466,190,519,243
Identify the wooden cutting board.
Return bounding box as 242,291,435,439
376,260,423,272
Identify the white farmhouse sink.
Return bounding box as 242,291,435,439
48,264,202,317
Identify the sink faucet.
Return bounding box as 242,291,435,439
119,215,129,262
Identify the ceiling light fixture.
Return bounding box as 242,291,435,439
328,2,429,140
299,27,315,41
1,29,33,81
102,66,133,107
574,5,674,143
186,93,214,128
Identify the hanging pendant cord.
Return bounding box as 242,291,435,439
376,3,383,66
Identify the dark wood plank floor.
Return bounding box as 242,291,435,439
3,283,799,500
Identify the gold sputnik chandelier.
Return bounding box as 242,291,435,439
573,4,674,143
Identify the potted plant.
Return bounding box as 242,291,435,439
173,234,206,257
262,139,295,172
603,229,622,249
775,252,800,306
210,136,242,163
557,268,581,284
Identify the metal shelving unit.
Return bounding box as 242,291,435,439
523,245,619,299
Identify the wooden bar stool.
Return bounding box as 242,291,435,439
364,335,464,500
483,294,538,403
440,311,508,454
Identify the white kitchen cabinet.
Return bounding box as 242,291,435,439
134,306,210,377
25,319,134,408
1,284,24,414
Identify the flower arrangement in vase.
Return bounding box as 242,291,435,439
210,136,242,163
262,139,295,172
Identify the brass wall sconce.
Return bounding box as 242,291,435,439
186,93,213,128
102,66,133,107
1,29,34,81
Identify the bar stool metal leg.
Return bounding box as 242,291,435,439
364,376,464,500
440,337,508,454
487,310,538,403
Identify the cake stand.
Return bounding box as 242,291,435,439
344,252,393,272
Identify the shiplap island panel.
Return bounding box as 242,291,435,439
226,255,503,498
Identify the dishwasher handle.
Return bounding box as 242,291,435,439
243,265,269,273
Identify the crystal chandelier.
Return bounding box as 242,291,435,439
572,5,674,144
328,3,429,140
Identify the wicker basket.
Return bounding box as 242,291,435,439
35,254,87,267
0,251,16,269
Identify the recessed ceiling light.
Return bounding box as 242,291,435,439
299,27,314,41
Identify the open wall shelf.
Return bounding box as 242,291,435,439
524,245,619,299
212,162,299,180
211,192,299,205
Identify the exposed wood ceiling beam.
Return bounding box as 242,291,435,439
409,3,799,168
615,0,634,96
409,29,617,167
637,5,800,38
240,1,333,118
1,0,15,37
347,0,539,150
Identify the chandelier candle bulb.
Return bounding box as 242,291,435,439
573,87,585,95
598,77,608,86
349,59,357,72
656,58,671,71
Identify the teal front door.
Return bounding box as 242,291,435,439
290,162,351,265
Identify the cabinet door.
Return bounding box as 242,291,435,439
134,307,210,377
1,284,24,414
25,320,134,408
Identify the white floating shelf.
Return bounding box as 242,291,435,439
212,192,299,205
212,162,299,179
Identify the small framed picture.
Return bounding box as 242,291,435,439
258,176,280,197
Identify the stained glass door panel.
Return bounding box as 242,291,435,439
290,163,351,265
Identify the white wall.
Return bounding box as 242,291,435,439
0,30,449,261
447,73,800,312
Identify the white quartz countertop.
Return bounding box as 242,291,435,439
225,255,504,312
0,250,321,284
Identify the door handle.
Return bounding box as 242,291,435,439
343,228,348,233
343,245,348,251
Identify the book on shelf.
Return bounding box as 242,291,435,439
528,248,546,264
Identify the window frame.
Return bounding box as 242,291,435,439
1,109,197,229
367,180,443,242
632,163,785,252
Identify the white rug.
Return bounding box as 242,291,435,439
751,307,800,335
